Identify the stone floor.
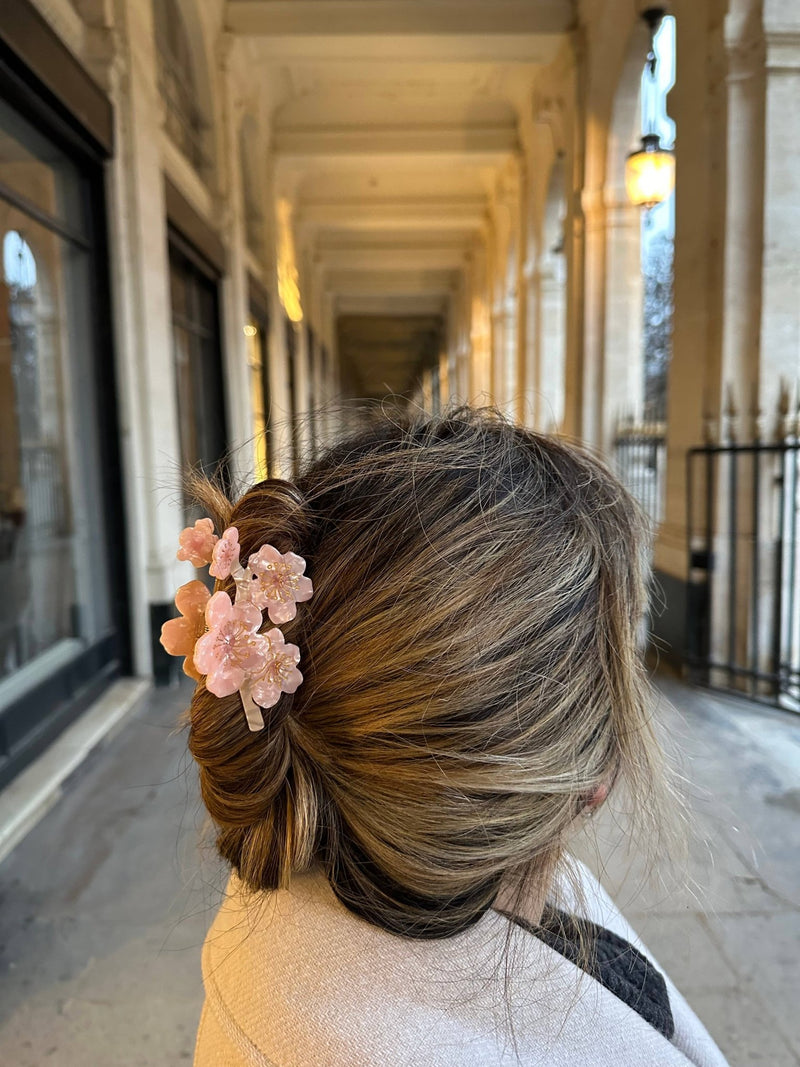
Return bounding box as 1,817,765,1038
0,671,798,1066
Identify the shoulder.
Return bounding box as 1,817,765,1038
195,865,717,1067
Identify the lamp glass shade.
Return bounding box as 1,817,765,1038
625,137,675,208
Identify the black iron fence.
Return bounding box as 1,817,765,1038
686,421,800,710
613,420,667,530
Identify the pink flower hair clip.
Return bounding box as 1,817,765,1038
160,518,313,732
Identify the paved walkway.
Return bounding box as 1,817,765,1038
0,673,798,1066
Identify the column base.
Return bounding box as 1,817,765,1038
649,570,688,669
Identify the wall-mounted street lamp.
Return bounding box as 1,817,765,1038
625,7,675,209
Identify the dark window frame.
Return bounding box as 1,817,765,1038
0,43,130,789
167,225,230,498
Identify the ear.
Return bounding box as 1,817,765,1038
585,782,609,812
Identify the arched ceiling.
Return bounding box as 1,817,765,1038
226,0,574,398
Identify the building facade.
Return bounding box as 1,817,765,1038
0,0,797,786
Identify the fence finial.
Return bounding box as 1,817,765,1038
723,384,738,444
749,386,763,443
777,379,791,441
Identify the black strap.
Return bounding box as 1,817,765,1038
496,905,675,1041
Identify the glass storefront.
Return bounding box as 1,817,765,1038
0,91,124,784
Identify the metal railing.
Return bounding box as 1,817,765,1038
613,420,667,529
686,408,800,711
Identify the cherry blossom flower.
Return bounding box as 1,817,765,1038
251,627,303,709
159,580,210,682
176,517,218,567
246,545,313,624
210,526,241,580
193,591,268,698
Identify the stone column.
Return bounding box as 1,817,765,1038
105,0,185,678
756,15,800,690
707,5,766,686
467,240,491,402
760,21,800,414
579,189,606,448
652,0,727,664
522,259,540,427
538,256,568,433
491,305,505,408
217,33,255,484
721,9,765,397
602,196,644,448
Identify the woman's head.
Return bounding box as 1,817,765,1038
188,407,663,938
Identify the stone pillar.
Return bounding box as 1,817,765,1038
652,0,727,663
721,9,765,398
503,297,518,419
707,5,766,685
522,259,539,427
538,256,568,433
491,306,505,408
217,33,255,484
105,0,185,678
754,15,800,691
759,21,800,414
579,189,606,448
468,240,491,402
602,196,644,447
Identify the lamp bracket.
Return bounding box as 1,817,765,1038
641,6,666,35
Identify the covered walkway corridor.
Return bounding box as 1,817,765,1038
1,1,799,1063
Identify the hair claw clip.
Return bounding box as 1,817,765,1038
160,519,313,731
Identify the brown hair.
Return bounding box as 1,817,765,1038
187,406,667,939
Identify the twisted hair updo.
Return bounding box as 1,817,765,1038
186,406,667,939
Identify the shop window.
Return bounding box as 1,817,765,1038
0,91,123,784
168,236,228,498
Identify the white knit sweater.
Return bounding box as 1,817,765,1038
194,861,730,1067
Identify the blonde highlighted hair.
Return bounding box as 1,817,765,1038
187,407,667,939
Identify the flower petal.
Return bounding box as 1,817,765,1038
265,627,286,647
174,580,210,621
210,527,240,579
192,631,217,676
160,616,194,657
282,641,301,665
281,666,303,694
206,663,244,698
183,656,203,683
248,544,282,570
267,599,297,625
236,600,264,634
294,575,313,602
206,590,234,629
251,679,281,708
285,552,307,575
